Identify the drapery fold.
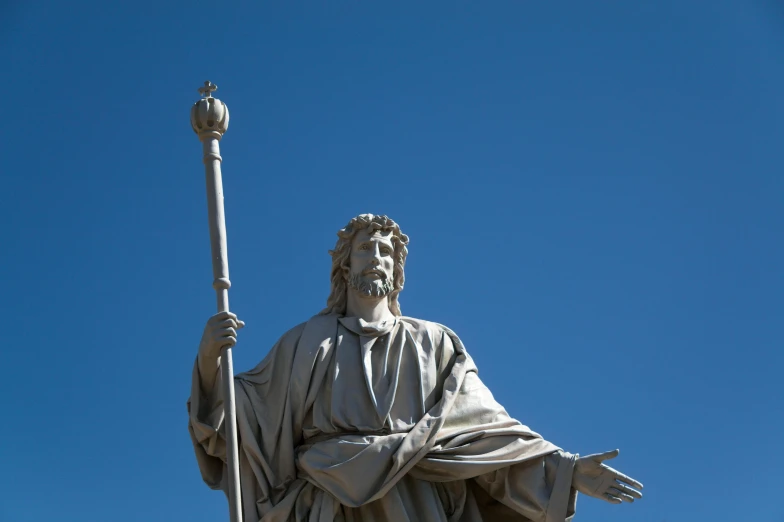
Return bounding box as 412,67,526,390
188,314,577,521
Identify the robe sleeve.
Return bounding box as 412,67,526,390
472,451,578,522
187,353,229,490
434,326,579,522
187,322,307,519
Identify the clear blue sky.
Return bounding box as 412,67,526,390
2,2,783,521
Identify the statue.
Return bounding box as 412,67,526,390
188,214,643,522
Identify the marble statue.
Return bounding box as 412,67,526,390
188,214,643,522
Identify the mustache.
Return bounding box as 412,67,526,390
347,271,394,298
361,267,387,278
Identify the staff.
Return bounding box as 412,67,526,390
190,81,242,522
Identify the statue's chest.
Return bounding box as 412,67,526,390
323,327,431,432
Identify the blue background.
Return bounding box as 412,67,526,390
3,2,783,521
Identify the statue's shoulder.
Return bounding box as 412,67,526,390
244,317,321,374
399,316,456,343
278,320,309,343
277,313,342,345
238,320,310,380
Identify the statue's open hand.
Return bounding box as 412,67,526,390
199,311,245,361
572,449,643,504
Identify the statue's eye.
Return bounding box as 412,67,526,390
381,247,392,255
359,244,369,250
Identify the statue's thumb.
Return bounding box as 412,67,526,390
595,449,620,462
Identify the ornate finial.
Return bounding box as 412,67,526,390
191,80,229,137
198,81,218,98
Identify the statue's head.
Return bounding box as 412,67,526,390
321,214,409,316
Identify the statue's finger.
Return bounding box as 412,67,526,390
214,327,237,338
613,481,643,499
217,336,236,348
218,319,238,329
214,334,237,347
612,470,643,490
603,493,622,504
593,449,620,462
218,318,244,330
608,487,635,503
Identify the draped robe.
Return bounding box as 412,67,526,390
188,314,578,521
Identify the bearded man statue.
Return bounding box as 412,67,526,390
188,214,643,522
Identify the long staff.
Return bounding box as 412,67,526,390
191,81,242,522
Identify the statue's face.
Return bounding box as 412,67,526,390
348,228,395,297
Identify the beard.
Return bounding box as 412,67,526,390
347,271,394,298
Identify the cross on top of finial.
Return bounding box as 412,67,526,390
198,81,218,98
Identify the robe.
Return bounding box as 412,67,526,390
188,314,578,522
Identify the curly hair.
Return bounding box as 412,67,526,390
320,214,409,316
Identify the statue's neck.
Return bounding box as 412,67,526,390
345,291,395,323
